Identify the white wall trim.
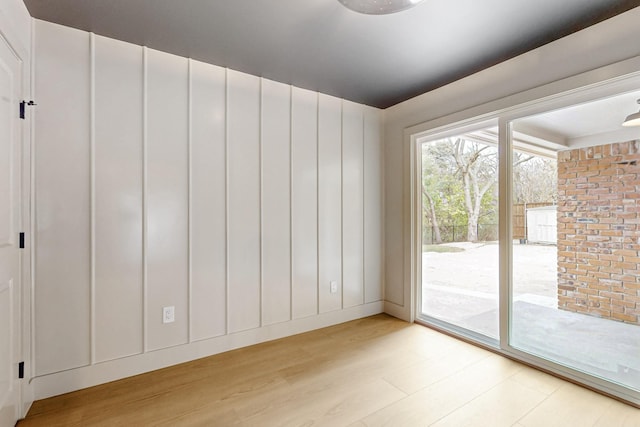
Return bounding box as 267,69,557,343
26,16,36,418
89,32,96,366
383,300,406,320
380,110,387,305
187,58,193,344
288,84,294,321
358,106,365,307
141,45,149,353
224,67,230,336
316,91,321,315
33,301,383,400
340,99,345,310
259,77,265,327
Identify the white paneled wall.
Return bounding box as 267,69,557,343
34,23,91,375
189,60,227,341
342,101,365,308
227,70,262,334
318,94,343,313
94,36,144,362
291,87,318,319
364,109,383,303
145,48,190,351
261,79,291,326
33,20,383,385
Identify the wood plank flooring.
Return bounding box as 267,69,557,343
18,314,640,426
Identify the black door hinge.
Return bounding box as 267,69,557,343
18,362,24,379
19,232,25,249
19,100,36,119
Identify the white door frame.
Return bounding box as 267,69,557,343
407,57,640,407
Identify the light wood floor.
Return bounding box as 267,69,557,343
18,314,640,426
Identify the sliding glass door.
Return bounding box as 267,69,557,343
510,93,640,393
419,125,499,342
416,87,640,404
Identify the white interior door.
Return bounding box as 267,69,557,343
0,34,23,427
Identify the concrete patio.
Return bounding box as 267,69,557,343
421,242,640,391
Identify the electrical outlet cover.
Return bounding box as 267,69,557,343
163,306,175,324
330,281,338,294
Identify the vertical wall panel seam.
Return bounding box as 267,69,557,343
142,47,148,353
380,111,386,303
89,32,96,365
187,59,193,343
378,111,384,302
288,85,293,321
30,19,37,377
316,92,322,314
224,68,229,335
340,100,344,310
258,78,264,327
362,110,366,305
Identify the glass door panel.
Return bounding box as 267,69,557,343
419,127,499,340
510,92,640,392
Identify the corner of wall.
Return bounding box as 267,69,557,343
380,6,640,331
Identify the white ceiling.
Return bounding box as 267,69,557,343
418,90,640,158
515,90,640,149
22,0,639,108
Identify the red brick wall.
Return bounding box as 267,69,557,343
557,140,640,325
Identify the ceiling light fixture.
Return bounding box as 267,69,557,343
622,99,640,127
338,0,425,15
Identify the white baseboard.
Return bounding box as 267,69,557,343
21,379,34,419
384,300,411,322
32,302,383,400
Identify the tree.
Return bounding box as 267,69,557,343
448,141,537,241
422,188,442,243
450,138,498,242
421,144,467,243
421,149,443,243
422,138,496,242
423,137,543,243
513,154,557,204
